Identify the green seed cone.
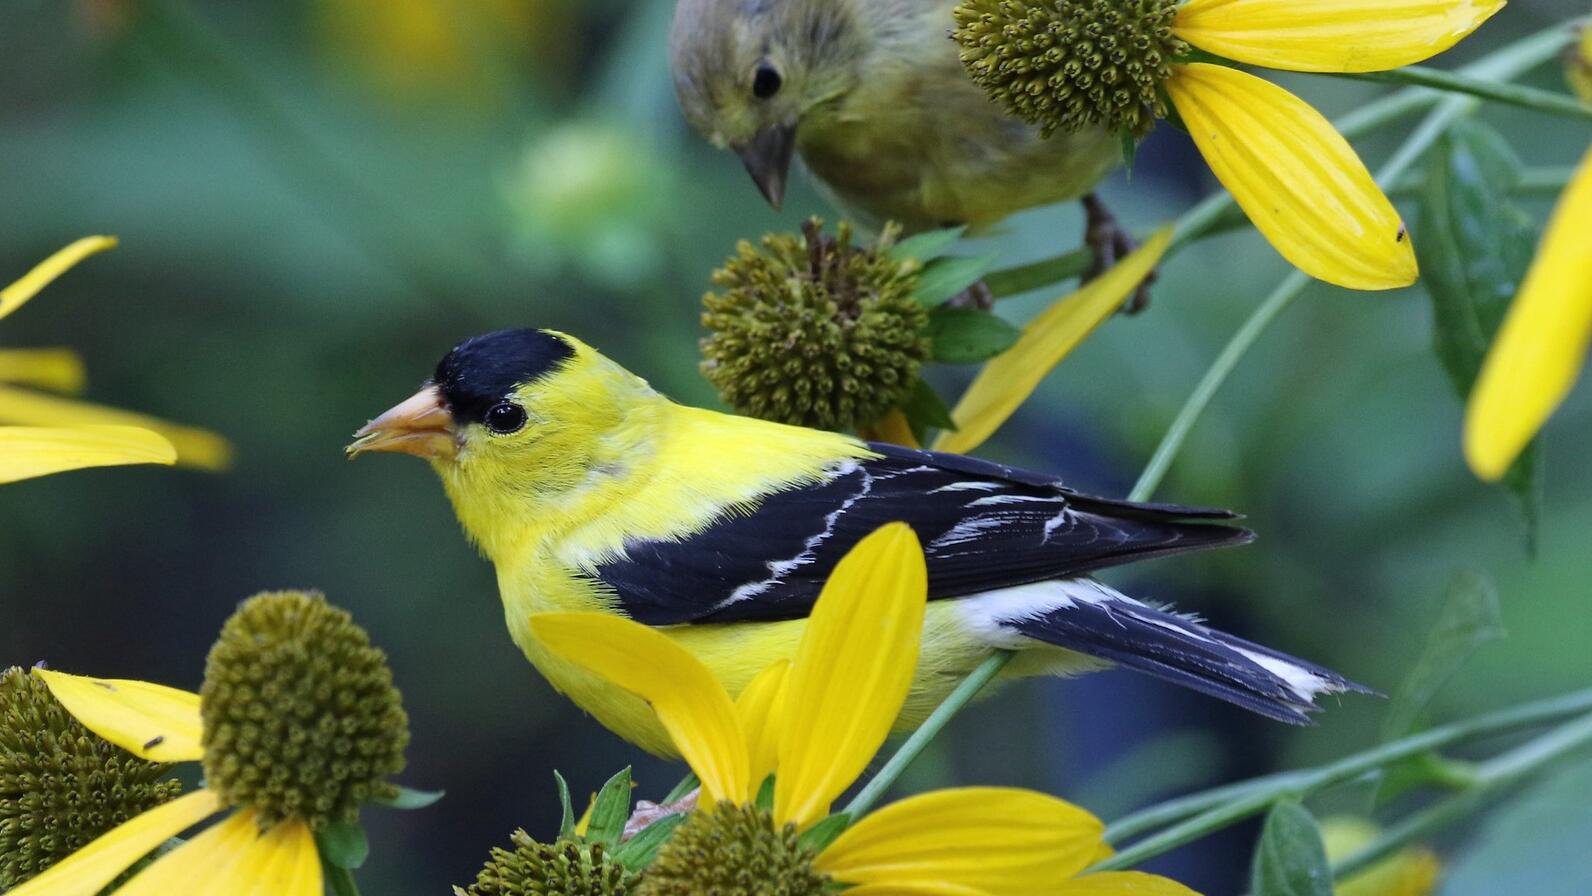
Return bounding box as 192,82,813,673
700,218,930,432
455,832,636,896
200,591,409,830
638,803,827,896
953,0,1186,137
0,666,182,888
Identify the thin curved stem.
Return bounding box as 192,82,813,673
843,651,1014,818
1327,65,1592,123
1093,686,1592,868
326,866,363,896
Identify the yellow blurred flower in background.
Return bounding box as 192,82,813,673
0,238,229,484
1322,817,1440,896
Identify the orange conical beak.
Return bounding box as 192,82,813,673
346,384,457,460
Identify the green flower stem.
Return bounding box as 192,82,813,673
1127,25,1572,503
843,650,1014,818
326,865,363,896
985,21,1577,300
1326,65,1592,123
1092,686,1592,869
1331,709,1592,881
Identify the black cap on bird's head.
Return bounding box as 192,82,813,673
346,328,576,460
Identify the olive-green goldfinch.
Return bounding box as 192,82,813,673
349,329,1365,756
668,0,1123,242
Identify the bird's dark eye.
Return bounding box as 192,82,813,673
752,64,782,99
484,402,527,435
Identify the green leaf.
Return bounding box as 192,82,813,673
889,226,967,263
1372,752,1480,806
1417,118,1542,547
1120,130,1138,176
585,767,634,848
926,307,1021,364
371,785,445,811
662,773,698,804
1250,800,1331,896
754,774,775,812
316,819,370,870
613,814,685,871
1381,570,1506,741
913,254,999,306
899,378,957,444
555,770,576,839
796,813,852,854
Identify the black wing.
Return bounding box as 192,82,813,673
589,443,1253,625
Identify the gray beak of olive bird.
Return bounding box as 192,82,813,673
735,122,797,210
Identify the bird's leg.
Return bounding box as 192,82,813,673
944,279,994,311
1081,193,1156,315
623,787,700,839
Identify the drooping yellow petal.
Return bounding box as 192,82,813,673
1166,64,1416,291
1056,871,1201,894
0,426,178,485
1174,0,1503,73
33,668,204,762
816,788,1106,892
0,385,231,470
1465,146,1592,480
0,237,117,322
529,612,751,807
4,789,223,896
774,523,928,830
114,810,322,896
933,231,1170,455
735,660,789,790
860,408,920,448
843,884,993,896
0,349,87,393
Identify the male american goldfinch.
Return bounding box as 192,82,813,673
668,0,1138,285
348,329,1365,756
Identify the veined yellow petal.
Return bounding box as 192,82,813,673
225,816,324,896
0,237,117,322
0,349,87,393
774,524,928,830
1167,64,1416,291
0,385,231,470
735,660,789,790
34,668,204,762
844,884,994,896
0,426,178,485
861,409,920,448
933,231,1170,455
4,789,223,896
1057,871,1201,894
115,809,320,896
1174,0,1503,73
529,612,751,807
1465,145,1592,480
816,788,1105,892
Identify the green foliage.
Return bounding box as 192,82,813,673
912,254,1000,307
1383,570,1506,741
927,307,1022,363
371,785,445,811
318,819,372,870
899,377,959,443
584,767,634,849
1417,118,1542,547
1250,801,1332,896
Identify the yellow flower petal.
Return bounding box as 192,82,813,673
115,811,322,896
0,349,87,393
1057,871,1201,894
529,612,751,807
0,385,231,471
815,788,1105,892
735,660,789,790
1174,0,1503,73
33,668,204,762
933,230,1170,455
861,409,920,448
1323,817,1441,896
0,237,117,322
0,426,178,485
1465,145,1592,480
1167,64,1416,291
844,884,994,896
4,789,223,896
774,523,928,830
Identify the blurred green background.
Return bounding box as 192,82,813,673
2,0,1588,891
